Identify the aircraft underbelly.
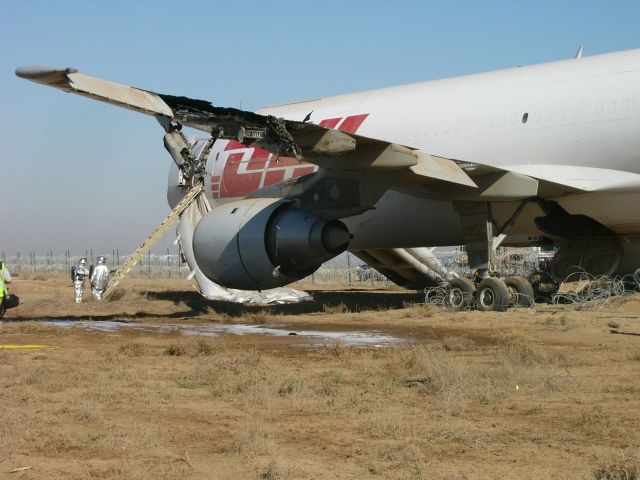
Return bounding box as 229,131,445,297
344,191,463,249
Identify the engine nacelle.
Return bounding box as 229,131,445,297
193,198,351,290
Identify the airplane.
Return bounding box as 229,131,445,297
16,47,640,311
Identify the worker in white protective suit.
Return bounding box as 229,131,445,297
72,258,90,303
90,256,110,300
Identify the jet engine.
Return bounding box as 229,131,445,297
193,198,351,290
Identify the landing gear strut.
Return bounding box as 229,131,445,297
448,202,535,311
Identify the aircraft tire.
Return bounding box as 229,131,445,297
476,277,510,312
445,277,476,310
505,276,535,307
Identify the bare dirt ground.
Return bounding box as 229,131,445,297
1,275,639,479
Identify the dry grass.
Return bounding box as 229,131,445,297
3,277,640,479
0,329,635,479
402,301,436,318
322,302,350,314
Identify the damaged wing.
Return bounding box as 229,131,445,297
16,66,572,197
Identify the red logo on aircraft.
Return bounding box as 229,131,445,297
211,114,369,198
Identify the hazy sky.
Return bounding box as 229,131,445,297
3,0,640,255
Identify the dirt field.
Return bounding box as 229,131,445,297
1,275,639,479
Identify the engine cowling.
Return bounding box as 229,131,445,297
192,198,351,290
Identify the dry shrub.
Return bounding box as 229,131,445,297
329,339,346,357
381,347,473,414
164,343,187,356
316,372,344,400
361,410,411,440
323,302,350,314
278,377,304,396
119,342,146,357
57,400,103,424
575,407,620,439
498,334,546,366
193,338,217,356
177,364,222,389
261,461,281,480
373,441,422,464
594,451,639,480
228,417,275,457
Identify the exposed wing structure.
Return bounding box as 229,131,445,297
15,66,483,190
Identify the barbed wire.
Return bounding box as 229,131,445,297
550,269,640,308
424,267,640,312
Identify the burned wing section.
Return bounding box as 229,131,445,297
157,93,303,157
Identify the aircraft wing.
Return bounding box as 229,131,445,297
16,65,580,198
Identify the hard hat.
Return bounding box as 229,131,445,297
97,256,106,263
79,258,86,265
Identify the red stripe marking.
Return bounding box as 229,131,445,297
221,152,262,197
319,117,342,129
292,166,316,177
247,147,270,170
264,169,286,186
338,114,369,133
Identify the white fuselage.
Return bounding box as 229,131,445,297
192,49,640,251
260,49,640,180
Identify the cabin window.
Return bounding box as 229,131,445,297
522,113,529,124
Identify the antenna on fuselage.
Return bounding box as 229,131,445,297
575,45,584,59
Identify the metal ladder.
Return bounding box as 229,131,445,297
103,181,204,299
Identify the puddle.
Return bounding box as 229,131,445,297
44,320,401,347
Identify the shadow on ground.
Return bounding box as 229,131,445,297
146,289,423,317
4,289,424,322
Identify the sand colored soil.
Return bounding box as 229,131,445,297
1,275,639,479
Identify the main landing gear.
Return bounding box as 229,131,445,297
445,275,534,311
446,202,535,312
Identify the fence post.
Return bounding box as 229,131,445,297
148,250,152,277
347,252,352,286
167,248,171,278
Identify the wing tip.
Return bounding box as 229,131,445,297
15,66,78,81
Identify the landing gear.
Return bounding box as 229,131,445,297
475,277,510,312
445,277,476,310
448,201,536,311
504,276,535,307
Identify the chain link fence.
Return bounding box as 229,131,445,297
0,248,551,288
0,250,391,286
